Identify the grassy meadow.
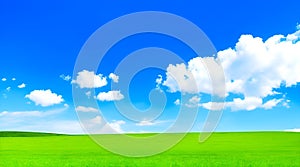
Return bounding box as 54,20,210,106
0,132,299,166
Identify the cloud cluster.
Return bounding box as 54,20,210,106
109,73,119,83
75,106,99,113
72,70,107,88
161,30,300,111
25,89,64,107
59,74,71,81
97,90,124,101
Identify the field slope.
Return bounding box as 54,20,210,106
0,132,299,166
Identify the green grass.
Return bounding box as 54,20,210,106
1,132,299,166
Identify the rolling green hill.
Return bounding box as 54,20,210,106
0,132,299,166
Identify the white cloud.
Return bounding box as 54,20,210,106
161,30,300,111
201,97,283,111
262,98,283,110
63,103,69,108
0,108,64,118
25,89,64,107
174,99,180,105
201,102,225,111
227,97,263,111
12,78,16,81
155,74,163,89
75,106,99,113
85,91,92,98
6,87,11,92
97,90,124,101
109,73,119,83
284,128,300,132
2,78,6,81
72,70,107,88
0,107,83,134
135,120,171,127
162,57,224,96
59,74,71,81
185,95,201,108
18,83,26,88
136,120,156,126
297,23,300,30
108,120,126,133
90,116,102,124
219,30,300,97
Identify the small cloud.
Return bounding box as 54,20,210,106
12,78,16,81
90,116,102,124
85,91,92,98
135,119,172,127
136,120,156,126
63,103,69,108
97,90,124,101
185,96,201,108
156,75,163,86
18,83,26,89
25,89,64,107
72,70,107,88
2,78,6,81
109,73,119,83
297,23,300,30
201,102,225,111
6,87,11,92
174,99,180,105
75,106,99,113
59,74,71,81
108,120,126,133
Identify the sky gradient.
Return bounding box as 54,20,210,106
0,1,300,134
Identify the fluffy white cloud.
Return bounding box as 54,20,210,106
90,116,102,124
109,73,119,83
162,57,224,96
6,87,11,92
25,89,64,107
201,102,225,111
75,106,99,113
185,95,201,108
162,30,300,111
174,99,180,105
97,90,124,101
218,31,300,98
227,97,263,111
59,74,71,81
261,98,283,110
72,70,107,88
12,78,16,81
201,97,283,111
108,120,126,133
18,83,26,88
2,78,6,81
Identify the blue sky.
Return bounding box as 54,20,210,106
0,0,300,134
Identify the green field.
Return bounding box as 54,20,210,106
0,132,299,166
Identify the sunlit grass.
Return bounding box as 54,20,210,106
1,132,299,166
